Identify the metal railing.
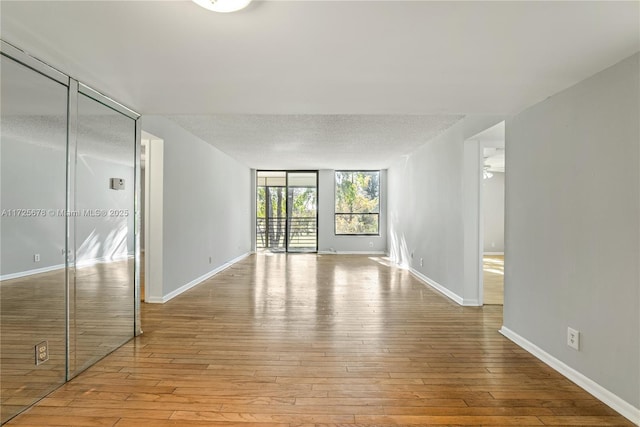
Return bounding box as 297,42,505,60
256,217,317,250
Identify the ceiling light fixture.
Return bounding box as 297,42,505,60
483,165,493,180
192,0,252,13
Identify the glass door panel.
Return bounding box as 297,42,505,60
68,93,136,377
257,171,286,252
256,171,318,253
286,172,317,253
0,55,68,423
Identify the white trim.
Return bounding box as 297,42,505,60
141,135,164,305
147,252,251,304
409,267,482,307
0,254,133,282
409,268,464,305
483,251,505,256
318,251,387,255
1,263,65,281
500,326,640,425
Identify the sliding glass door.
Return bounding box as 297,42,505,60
256,172,287,251
256,171,318,253
286,172,317,253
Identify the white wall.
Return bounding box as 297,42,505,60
74,155,135,264
388,125,464,295
387,116,503,304
482,171,505,253
141,116,251,298
0,121,67,277
503,53,639,416
0,116,136,277
318,169,387,254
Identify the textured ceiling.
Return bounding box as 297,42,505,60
1,1,638,169
168,114,463,169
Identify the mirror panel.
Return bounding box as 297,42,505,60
0,54,69,422
68,93,136,377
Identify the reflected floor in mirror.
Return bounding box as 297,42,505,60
4,254,633,426
1,259,134,423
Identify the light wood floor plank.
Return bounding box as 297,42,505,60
4,254,633,426
484,255,504,305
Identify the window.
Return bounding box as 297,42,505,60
335,171,380,235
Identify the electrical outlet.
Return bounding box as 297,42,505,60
420,258,424,267
369,241,374,248
567,327,580,350
35,341,49,365
34,254,40,262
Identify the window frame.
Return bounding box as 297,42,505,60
334,170,381,236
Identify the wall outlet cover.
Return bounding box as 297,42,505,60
35,341,49,365
567,327,580,351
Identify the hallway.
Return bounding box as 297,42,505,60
6,254,631,426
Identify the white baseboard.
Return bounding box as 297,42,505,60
153,252,251,304
483,252,505,256
500,326,640,425
0,254,134,282
318,251,387,255
1,263,65,281
409,267,466,306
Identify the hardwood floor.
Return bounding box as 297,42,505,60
483,255,504,305
1,260,134,423
5,254,633,426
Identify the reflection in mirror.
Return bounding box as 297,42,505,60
67,93,136,377
0,55,68,423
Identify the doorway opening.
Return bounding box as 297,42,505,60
463,120,505,307
478,122,506,305
141,131,164,303
256,171,318,253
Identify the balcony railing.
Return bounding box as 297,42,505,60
256,217,317,250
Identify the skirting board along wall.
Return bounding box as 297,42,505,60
409,267,481,306
146,252,251,304
500,326,640,425
318,251,387,255
0,253,133,281
0,263,65,281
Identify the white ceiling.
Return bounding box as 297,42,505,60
168,114,462,169
1,1,638,169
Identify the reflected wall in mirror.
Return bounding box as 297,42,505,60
0,48,139,424
0,54,68,422
68,93,136,377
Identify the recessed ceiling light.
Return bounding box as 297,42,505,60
192,0,252,13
